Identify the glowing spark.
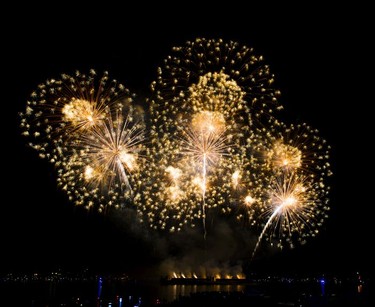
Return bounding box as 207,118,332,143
84,165,102,182
119,151,137,171
232,170,241,188
167,186,184,202
244,195,256,205
166,166,182,182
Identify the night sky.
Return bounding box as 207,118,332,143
2,4,372,277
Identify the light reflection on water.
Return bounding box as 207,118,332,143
0,276,370,306
155,283,246,302
94,282,251,307
0,279,249,306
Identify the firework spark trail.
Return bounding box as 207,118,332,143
202,153,207,239
249,169,330,258
251,205,282,260
234,118,332,254
181,114,230,238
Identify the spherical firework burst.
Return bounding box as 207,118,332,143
251,121,332,179
151,37,282,125
57,103,146,212
20,69,147,212
136,66,267,233
19,69,132,164
251,170,330,259
241,121,332,257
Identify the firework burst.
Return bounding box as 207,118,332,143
20,69,147,212
57,104,146,212
19,38,333,260
258,121,332,177
240,120,332,257
251,171,330,258
19,69,132,164
136,47,278,233
151,37,282,125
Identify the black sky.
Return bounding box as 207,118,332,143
2,4,372,277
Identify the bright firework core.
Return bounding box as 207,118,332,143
272,184,303,211
282,196,297,207
185,111,228,168
62,98,104,130
268,140,302,171
191,111,226,135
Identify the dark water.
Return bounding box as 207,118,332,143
0,276,372,306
